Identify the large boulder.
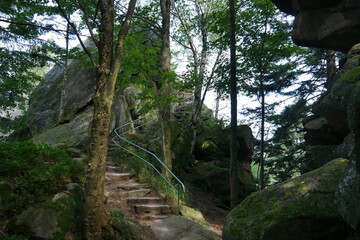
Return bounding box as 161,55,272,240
9,183,83,240
223,158,349,240
272,0,360,52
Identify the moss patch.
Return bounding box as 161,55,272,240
180,206,211,228
340,67,360,83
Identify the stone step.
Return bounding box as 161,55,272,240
117,183,150,191
134,204,172,215
122,189,151,198
128,197,163,205
106,165,121,171
105,172,131,181
140,215,170,221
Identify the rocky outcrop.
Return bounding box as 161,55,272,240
28,60,97,133
271,0,360,52
23,59,133,151
32,107,94,150
195,125,254,179
272,1,360,237
223,158,349,240
301,44,360,172
191,125,256,206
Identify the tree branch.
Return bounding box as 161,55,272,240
172,2,198,65
77,0,99,47
54,0,98,67
0,18,65,33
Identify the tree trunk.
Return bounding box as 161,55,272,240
215,90,220,119
160,0,172,177
259,79,265,190
326,50,336,85
189,3,208,160
229,0,239,209
83,0,136,239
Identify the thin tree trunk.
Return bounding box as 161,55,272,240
83,0,136,239
259,79,265,190
160,0,172,177
215,91,220,119
326,50,336,85
229,0,239,209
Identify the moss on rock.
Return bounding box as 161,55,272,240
33,107,93,151
341,67,360,84
180,206,211,228
223,158,349,240
9,184,84,240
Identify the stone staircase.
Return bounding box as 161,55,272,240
104,157,173,225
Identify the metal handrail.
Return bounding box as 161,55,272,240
111,95,194,211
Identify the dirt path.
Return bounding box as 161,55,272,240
186,185,228,236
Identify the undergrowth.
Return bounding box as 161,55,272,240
0,141,83,216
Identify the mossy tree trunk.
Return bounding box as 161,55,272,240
159,0,172,177
81,0,137,239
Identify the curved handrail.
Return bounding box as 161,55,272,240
111,95,194,198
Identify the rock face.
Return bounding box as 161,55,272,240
301,44,360,172
336,157,360,230
223,158,349,240
28,60,97,133
272,0,360,52
24,60,133,151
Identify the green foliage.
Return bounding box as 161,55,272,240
0,141,83,215
118,11,180,116
265,99,309,184
0,0,68,111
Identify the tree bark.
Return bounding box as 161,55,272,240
83,0,136,239
229,0,239,209
160,0,172,177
